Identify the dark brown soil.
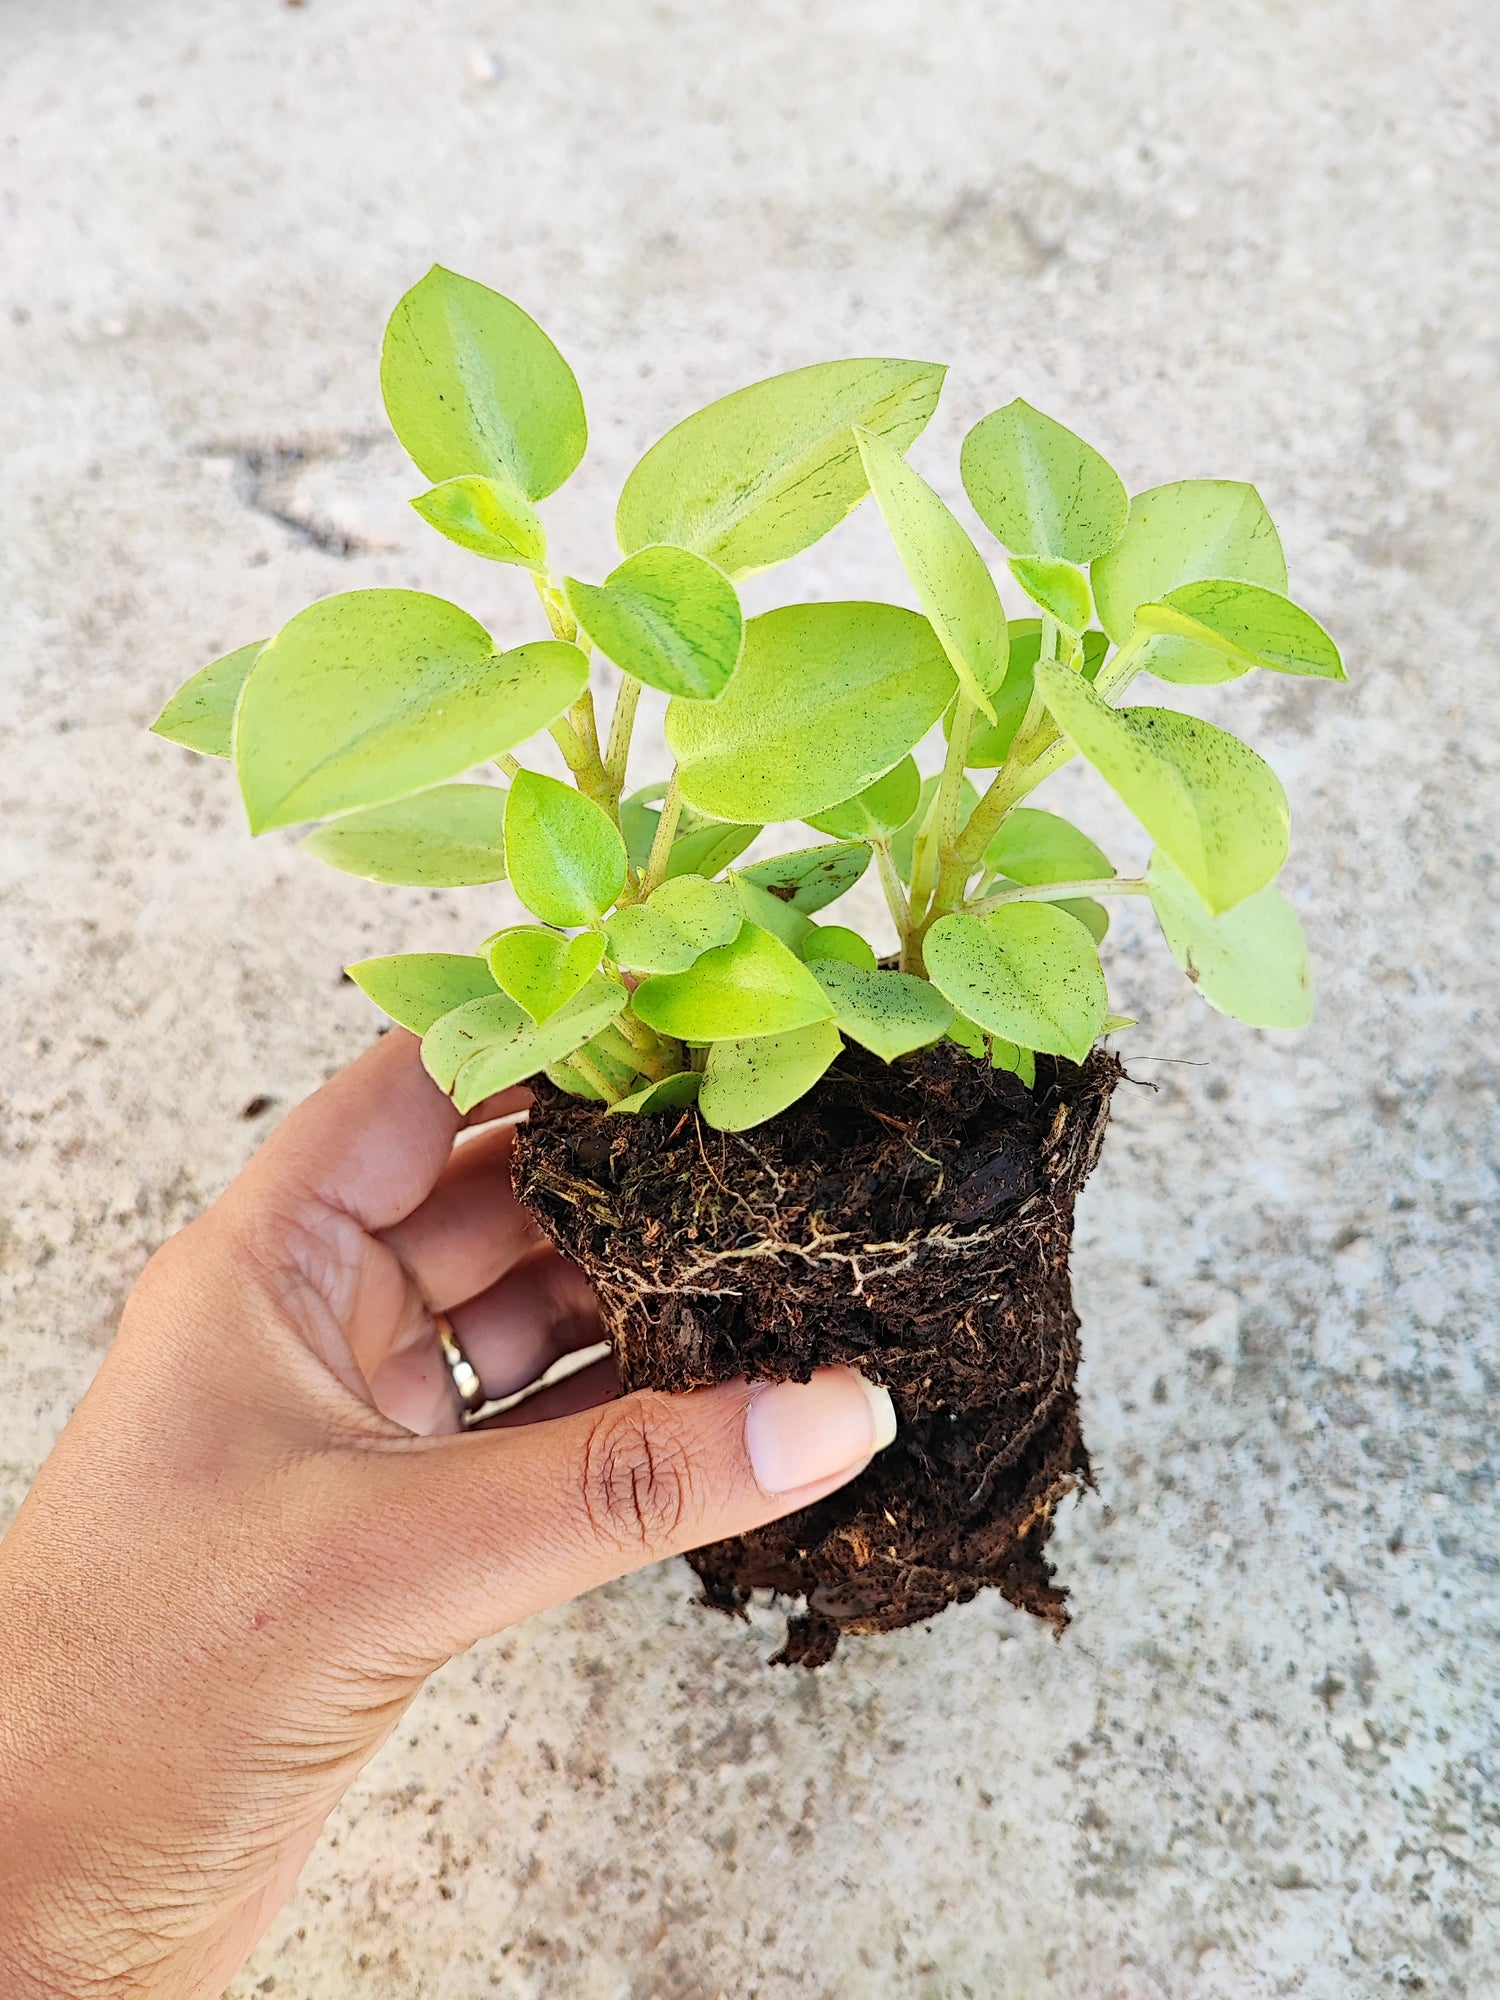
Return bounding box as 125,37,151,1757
511,1041,1120,1666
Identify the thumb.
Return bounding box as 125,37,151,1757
367,1370,897,1660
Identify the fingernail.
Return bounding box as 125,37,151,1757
745,1369,898,1496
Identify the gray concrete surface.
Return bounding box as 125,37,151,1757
3,1,1499,1993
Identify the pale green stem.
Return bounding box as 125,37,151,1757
572,1048,626,1104
1040,612,1060,663
609,1009,681,1081
965,875,1150,917
638,770,683,900
533,571,579,644
1091,627,1149,701
872,841,914,969
920,735,1077,938
604,675,642,794
496,753,522,780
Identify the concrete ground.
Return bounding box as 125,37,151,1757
3,1,1498,1993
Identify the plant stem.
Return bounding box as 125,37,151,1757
638,770,682,900
875,843,918,973
572,1048,625,1104
533,572,579,645
609,1009,680,1081
965,875,1150,917
1091,627,1149,701
496,753,521,780
604,675,641,794
920,734,1076,937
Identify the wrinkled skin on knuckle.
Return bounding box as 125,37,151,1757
580,1396,698,1554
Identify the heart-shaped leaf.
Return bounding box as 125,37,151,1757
960,400,1128,563
1009,556,1093,633
667,602,956,825
303,784,508,886
1091,480,1287,685
632,921,834,1042
410,475,547,569
565,545,744,701
235,591,588,832
1147,849,1313,1027
151,641,264,758
346,952,499,1034
423,976,627,1110
609,1071,703,1116
924,905,1107,1061
1134,578,1344,681
855,425,1007,721
487,927,606,1021
604,875,742,973
805,757,921,842
802,926,877,970
381,265,586,499
616,358,946,579
737,841,871,913
505,770,628,926
1036,661,1288,912
698,1021,845,1131
982,807,1112,886
811,961,954,1060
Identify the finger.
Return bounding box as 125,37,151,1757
450,1253,601,1401
365,1369,899,1657
238,1031,465,1233
379,1124,546,1311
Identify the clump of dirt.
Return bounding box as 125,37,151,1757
511,1041,1120,1666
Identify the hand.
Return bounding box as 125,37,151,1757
0,1031,894,1999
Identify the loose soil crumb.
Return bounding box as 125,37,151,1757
512,1042,1120,1665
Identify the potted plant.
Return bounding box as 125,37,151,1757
151,267,1343,1666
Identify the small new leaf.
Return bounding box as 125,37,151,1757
410,475,547,569
924,905,1107,1062
487,927,606,1022
698,1021,845,1131
960,400,1128,563
617,357,946,579
1036,661,1288,912
565,545,744,701
632,922,834,1041
609,1071,703,1116
505,770,628,927
1134,578,1344,682
982,807,1112,886
381,265,586,499
1008,556,1093,633
303,784,508,886
346,952,498,1035
802,926,877,970
854,425,1007,722
422,976,627,1111
151,641,264,758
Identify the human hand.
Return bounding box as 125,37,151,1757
0,1030,894,1999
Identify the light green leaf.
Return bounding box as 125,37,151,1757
955,619,1041,767
235,591,588,832
699,1021,845,1131
620,783,670,870
1147,849,1313,1028
380,265,586,499
423,976,627,1110
346,952,498,1034
302,784,508,886
1035,662,1289,912
668,602,955,825
546,1059,607,1101
617,357,946,580
1080,629,1111,681
504,769,628,927
1134,578,1345,681
564,545,744,701
982,807,1111,886
150,641,264,758
1091,480,1287,685
806,757,921,842
1102,1013,1137,1033
409,475,547,569
738,841,871,913
1009,556,1093,632
812,961,954,1061
666,819,760,881
487,926,606,1021
924,905,1107,1062
1054,898,1110,945
890,773,978,883
960,400,1128,563
803,925,877,970
604,874,742,973
730,874,815,955
854,425,1006,722
633,921,834,1042
995,1042,1037,1088
609,1071,703,1116
947,1011,988,1058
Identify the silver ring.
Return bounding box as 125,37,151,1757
434,1312,487,1420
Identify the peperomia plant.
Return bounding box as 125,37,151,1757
152,266,1343,1131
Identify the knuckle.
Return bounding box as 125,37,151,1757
580,1397,697,1553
